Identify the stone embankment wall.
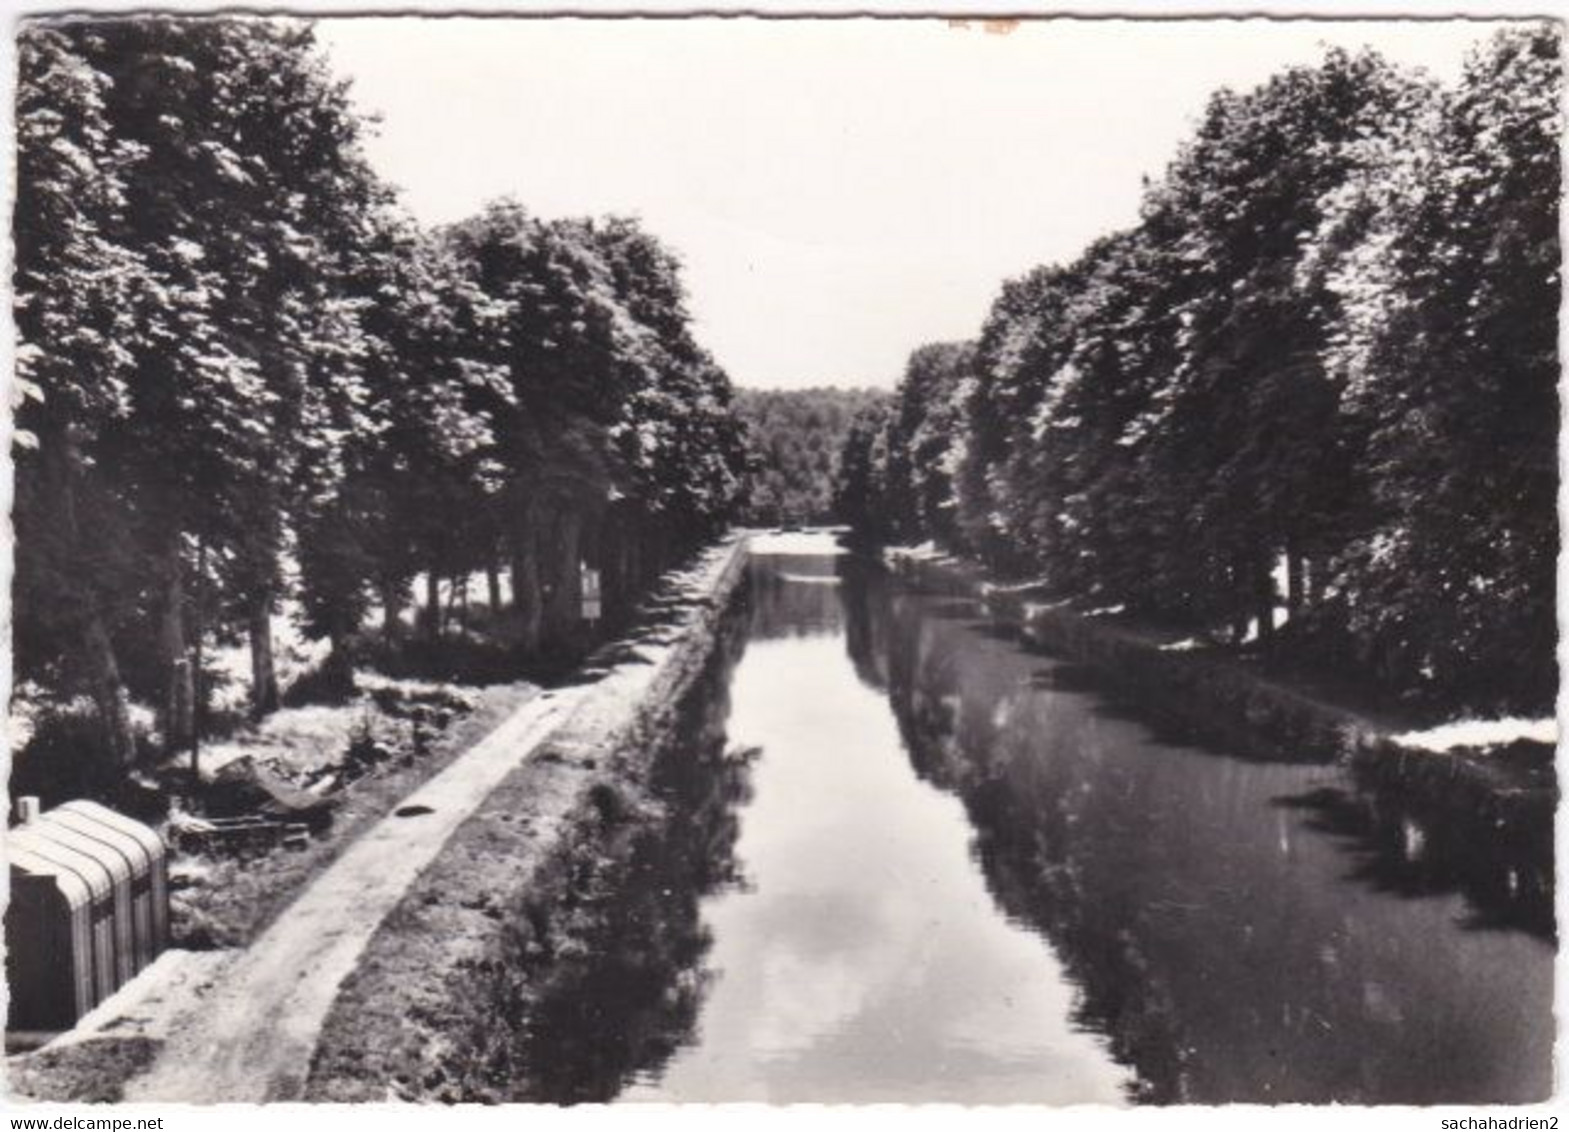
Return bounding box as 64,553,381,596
306,536,752,1102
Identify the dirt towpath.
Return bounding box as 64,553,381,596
121,687,584,1103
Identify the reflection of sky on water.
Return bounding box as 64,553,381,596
624,631,1130,1104
745,553,850,641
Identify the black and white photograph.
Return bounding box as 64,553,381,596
2,3,1561,1114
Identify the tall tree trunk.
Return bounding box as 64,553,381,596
1285,544,1306,621
192,539,207,778
380,579,404,639
424,568,441,640
510,490,544,655
542,502,583,652
644,521,666,588
1254,550,1276,649
1304,553,1325,608
322,620,356,697
50,431,136,767
159,537,195,755
615,518,633,612
577,510,601,641
486,561,502,615
1228,553,1250,644
82,617,136,770
248,591,279,719
602,510,629,625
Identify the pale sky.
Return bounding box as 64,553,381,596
315,16,1508,390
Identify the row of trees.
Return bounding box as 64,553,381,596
15,18,753,775
733,387,886,526
836,27,1559,712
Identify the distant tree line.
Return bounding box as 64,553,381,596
734,387,886,525
14,18,752,778
836,28,1559,713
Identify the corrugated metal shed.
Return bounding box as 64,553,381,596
52,801,170,973
5,844,98,1030
6,801,170,1032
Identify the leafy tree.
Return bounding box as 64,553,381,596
952,265,1073,569
13,24,149,769
57,18,399,739
880,344,972,546
734,387,886,525
1315,25,1560,708
592,217,751,602
447,207,752,654
837,31,1559,713
1132,49,1428,641
832,404,894,546
1003,230,1178,604
295,210,511,679
13,17,757,782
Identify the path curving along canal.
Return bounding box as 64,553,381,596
121,689,585,1103
520,532,1555,1105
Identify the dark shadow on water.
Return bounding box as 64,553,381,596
1076,697,1327,764
839,557,894,693
478,551,1553,1107
1021,655,1339,768
1027,656,1323,768
844,562,1556,1105
1026,665,1107,694
1269,783,1554,941
495,588,757,1104
925,598,984,620
964,621,1025,644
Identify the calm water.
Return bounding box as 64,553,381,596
520,538,1554,1104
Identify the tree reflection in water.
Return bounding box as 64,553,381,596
746,552,847,640
1269,776,1554,941
480,554,1552,1105
843,564,1554,1105
498,593,757,1104
497,555,857,1103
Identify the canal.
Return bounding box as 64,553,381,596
518,534,1554,1104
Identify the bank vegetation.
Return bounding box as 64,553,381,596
836,28,1559,716
14,18,754,805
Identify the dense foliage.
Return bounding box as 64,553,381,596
836,28,1560,713
734,387,886,525
13,17,751,779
